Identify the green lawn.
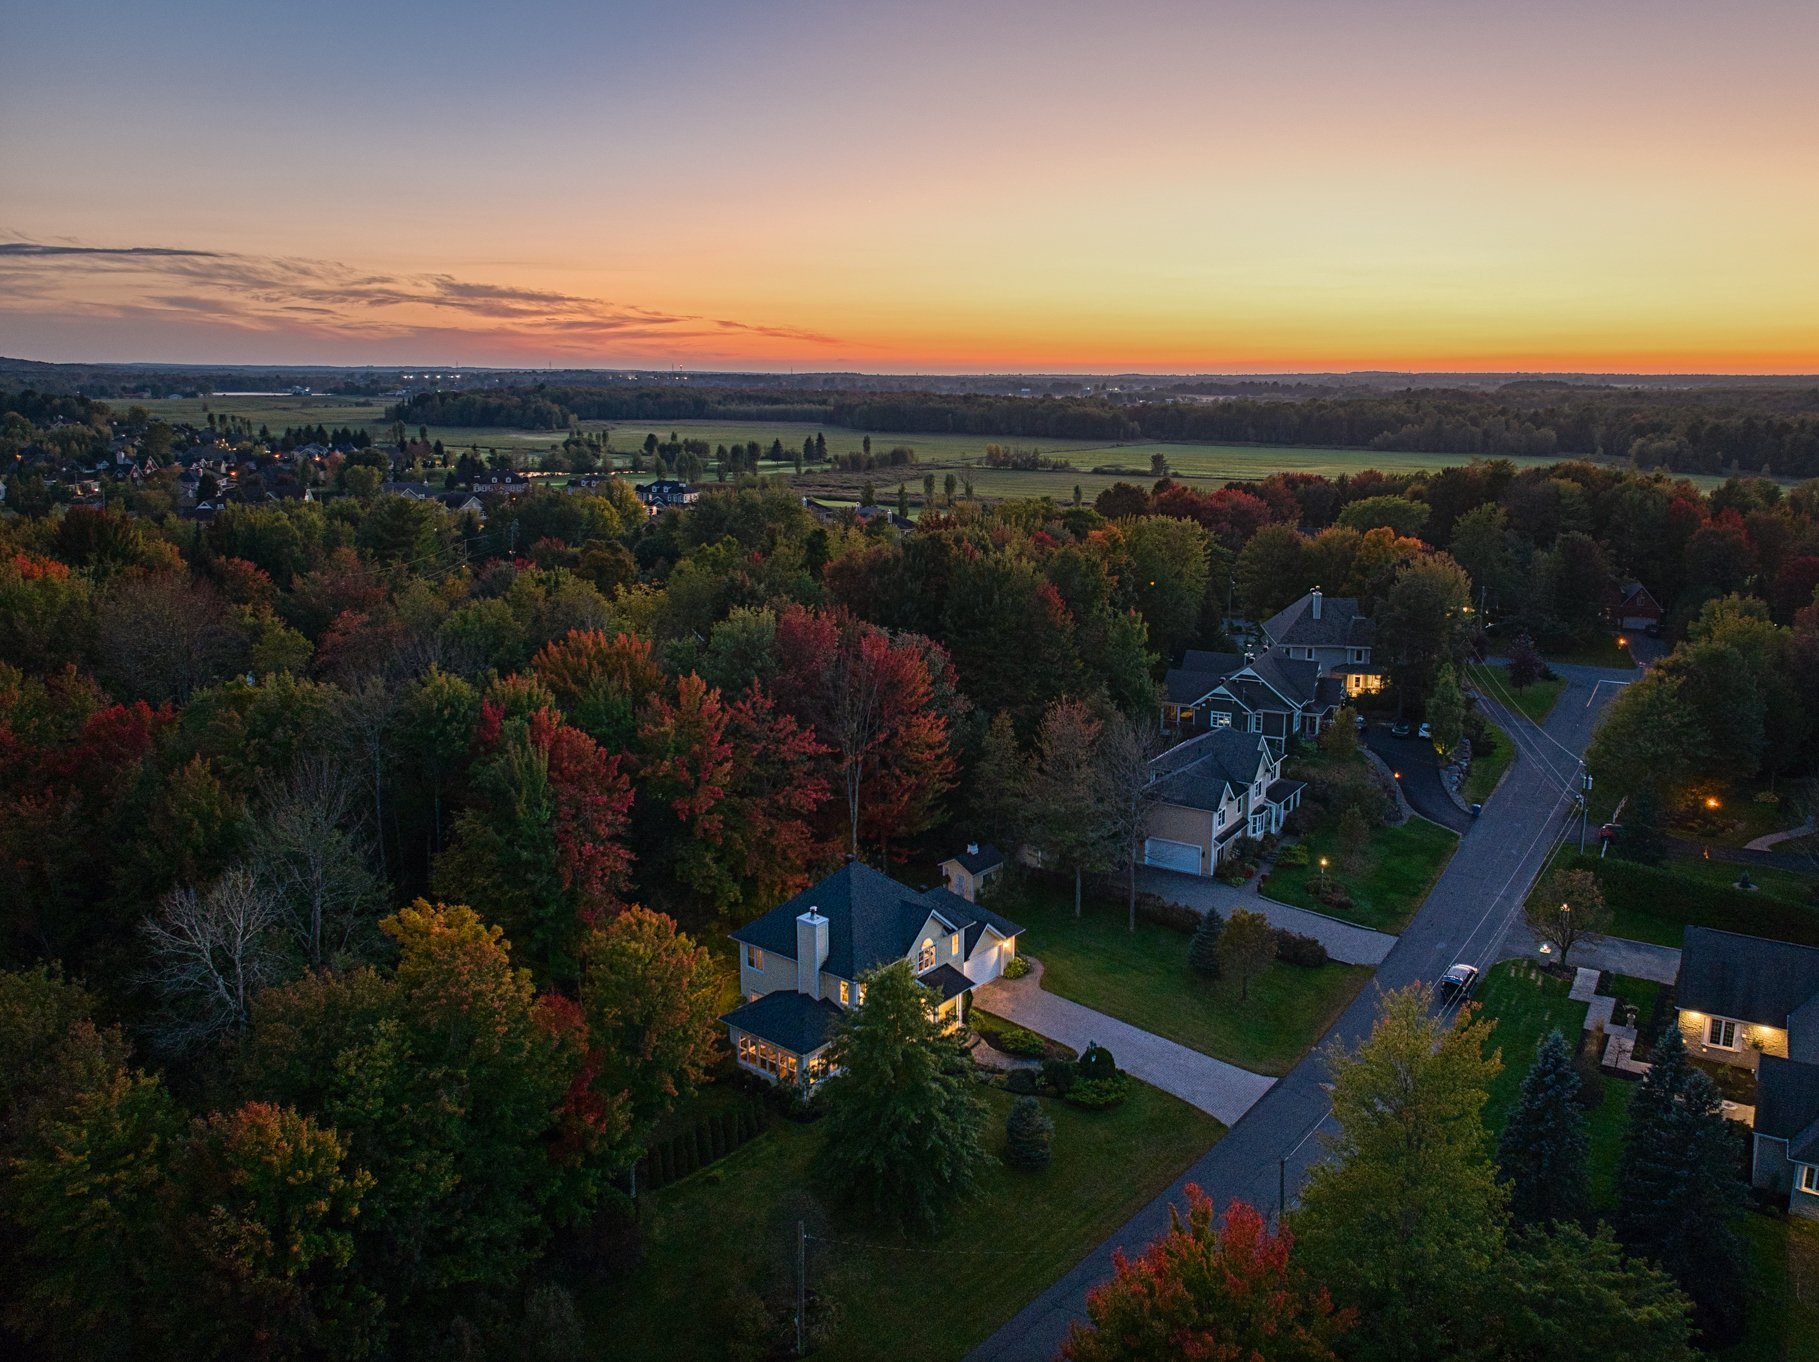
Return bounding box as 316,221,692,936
1262,815,1459,933
1003,888,1370,1076
1474,961,1638,1212
583,1081,1221,1362
1463,714,1515,805
1467,661,1566,725
1528,849,1819,948
1723,1213,1819,1362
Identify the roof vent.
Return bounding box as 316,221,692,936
966,842,979,856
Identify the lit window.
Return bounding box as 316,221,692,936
917,940,936,972
839,980,850,1006
949,933,960,956
1707,1018,1738,1049
745,945,763,970
1802,1165,1818,1194
858,983,867,1005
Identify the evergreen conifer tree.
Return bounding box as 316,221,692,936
1496,1028,1590,1228
1188,908,1224,978
818,961,988,1233
1004,1095,1054,1171
1614,1024,1746,1345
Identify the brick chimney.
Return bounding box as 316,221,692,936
796,908,828,998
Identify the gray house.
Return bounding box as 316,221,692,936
1161,647,1344,740
1259,588,1386,698
1754,1056,1819,1219
1142,728,1304,876
722,862,1023,1090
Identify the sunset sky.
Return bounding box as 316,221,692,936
4,0,1817,373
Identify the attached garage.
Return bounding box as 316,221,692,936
1143,836,1203,876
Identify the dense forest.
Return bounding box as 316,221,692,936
4,378,1819,1357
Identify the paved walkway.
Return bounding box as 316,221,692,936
1496,924,1682,984
973,961,1275,1127
970,660,1637,1362
1746,818,1816,852
1134,867,1396,966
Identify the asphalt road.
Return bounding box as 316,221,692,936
969,665,1625,1362
1363,723,1472,833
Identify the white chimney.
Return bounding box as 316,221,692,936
796,908,828,998
966,842,979,856
1310,587,1323,620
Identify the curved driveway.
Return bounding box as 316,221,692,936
969,663,1629,1362
1364,724,1472,833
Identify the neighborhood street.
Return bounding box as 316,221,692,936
969,661,1631,1362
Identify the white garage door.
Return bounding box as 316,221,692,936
1144,837,1202,876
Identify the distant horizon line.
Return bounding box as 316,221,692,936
4,355,1817,385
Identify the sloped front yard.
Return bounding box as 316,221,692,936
1002,887,1370,1076
1262,815,1459,933
584,1081,1221,1362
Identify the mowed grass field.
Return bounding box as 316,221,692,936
135,396,1607,500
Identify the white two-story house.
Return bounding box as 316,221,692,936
721,861,1024,1090
1141,728,1305,876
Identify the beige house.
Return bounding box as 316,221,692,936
940,843,1005,903
722,861,1024,1090
1141,729,1304,876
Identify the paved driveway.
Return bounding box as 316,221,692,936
1498,924,1682,984
1364,724,1472,833
974,962,1275,1126
969,662,1632,1362
1134,867,1396,966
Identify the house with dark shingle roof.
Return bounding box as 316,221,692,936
1260,588,1386,698
939,843,1004,903
1754,1055,1819,1219
1161,646,1344,741
1674,927,1819,1072
721,861,1023,1089
1140,728,1303,877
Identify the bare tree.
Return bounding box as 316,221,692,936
140,866,287,1049
339,676,400,879
1031,699,1115,917
251,758,386,968
1098,712,1165,932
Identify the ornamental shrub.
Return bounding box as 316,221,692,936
1065,1076,1129,1111
1005,1095,1055,1170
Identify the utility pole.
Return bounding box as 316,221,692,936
1578,771,1594,853
1278,1153,1287,1226
795,1220,806,1358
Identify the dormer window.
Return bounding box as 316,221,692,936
917,939,936,972
950,932,960,957
839,979,850,1006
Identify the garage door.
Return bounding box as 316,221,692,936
1144,837,1202,876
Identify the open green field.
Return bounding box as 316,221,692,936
1002,887,1370,1075
133,395,1693,502
1263,814,1459,934
1467,661,1566,725
582,1080,1221,1362
1463,714,1515,805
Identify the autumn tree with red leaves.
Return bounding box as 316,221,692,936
771,605,956,862
1062,1189,1350,1362
634,674,832,921
531,628,664,747
431,703,632,983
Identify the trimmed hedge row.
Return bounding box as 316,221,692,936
1585,854,1819,947
637,1098,768,1191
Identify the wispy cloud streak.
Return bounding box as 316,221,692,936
0,239,841,356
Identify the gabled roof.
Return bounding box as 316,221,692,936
1678,928,1819,1029
720,990,844,1055
1149,728,1272,813
1261,592,1373,651
1756,1055,1819,1161
943,844,1004,875
730,862,1022,980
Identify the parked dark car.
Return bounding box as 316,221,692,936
1438,963,1480,998
1354,712,1369,733
1390,719,1412,738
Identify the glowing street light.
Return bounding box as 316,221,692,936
1705,796,1722,810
